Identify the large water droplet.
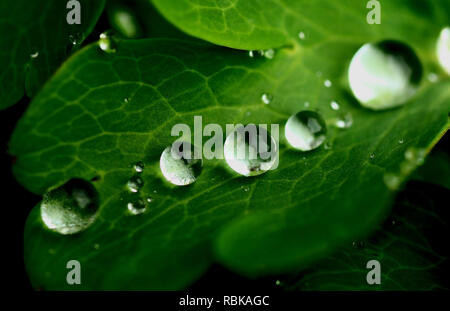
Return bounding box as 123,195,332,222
437,27,450,75
127,175,144,193
99,32,116,53
348,40,422,110
285,111,327,151
224,125,278,176
160,142,203,186
40,179,99,235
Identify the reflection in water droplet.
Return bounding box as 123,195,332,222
30,48,39,59
224,125,278,176
330,101,340,110
335,113,353,129
127,175,143,193
261,93,273,105
127,199,147,215
134,161,144,173
324,80,332,87
298,32,306,40
160,142,203,186
40,179,99,235
348,40,422,110
99,32,116,53
285,111,327,151
437,27,450,75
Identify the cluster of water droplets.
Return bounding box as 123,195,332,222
383,147,426,190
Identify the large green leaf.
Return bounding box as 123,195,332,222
0,0,105,109
281,181,449,290
11,1,450,289
151,0,450,49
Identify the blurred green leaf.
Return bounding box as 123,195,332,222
10,1,450,289
0,0,105,109
281,181,449,290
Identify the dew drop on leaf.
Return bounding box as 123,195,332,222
436,27,450,75
298,32,305,40
160,142,203,186
285,111,327,151
324,79,332,87
348,40,422,110
30,48,39,59
261,93,273,105
99,31,116,53
330,101,340,110
134,161,144,173
384,172,401,190
335,112,353,129
40,179,99,235
224,125,278,176
127,175,144,193
127,199,147,215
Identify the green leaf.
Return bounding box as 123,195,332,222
12,2,450,289
412,150,450,189
151,0,450,49
0,0,105,109
280,181,450,290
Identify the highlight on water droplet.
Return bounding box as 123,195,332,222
298,31,305,40
127,199,147,215
304,101,310,108
40,179,100,235
160,141,203,186
261,93,273,105
369,153,375,159
30,47,39,59
398,138,404,144
224,125,278,177
335,112,353,129
436,27,450,75
264,49,275,59
324,79,332,87
127,175,144,193
99,31,116,53
348,40,422,110
285,111,327,151
330,101,340,110
134,161,144,173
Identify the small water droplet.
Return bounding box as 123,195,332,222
124,97,130,103
348,40,422,110
134,161,144,173
224,125,278,176
40,179,99,235
437,27,450,75
427,73,438,83
298,32,305,40
304,101,310,108
398,138,404,144
335,113,353,129
146,197,153,203
285,111,327,151
261,93,273,105
276,280,282,286
30,48,39,59
384,173,401,190
249,50,255,58
324,80,332,87
127,199,147,215
69,33,82,46
242,186,250,192
127,175,144,193
370,153,375,159
160,142,203,186
264,49,275,59
330,101,340,110
99,31,116,53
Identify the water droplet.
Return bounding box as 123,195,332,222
304,101,310,108
69,33,82,46
275,280,282,286
369,153,375,159
330,101,340,110
324,79,332,87
264,49,275,59
99,31,116,53
398,138,404,144
224,125,278,176
384,173,401,190
249,50,255,58
127,199,147,215
40,179,99,235
427,73,438,83
348,40,422,110
404,147,426,165
437,27,450,75
30,48,39,59
146,197,153,203
324,142,332,150
335,113,353,129
261,93,273,104
127,175,144,193
298,32,306,40
285,111,327,151
160,142,203,186
124,97,130,103
134,161,144,173
242,186,250,192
